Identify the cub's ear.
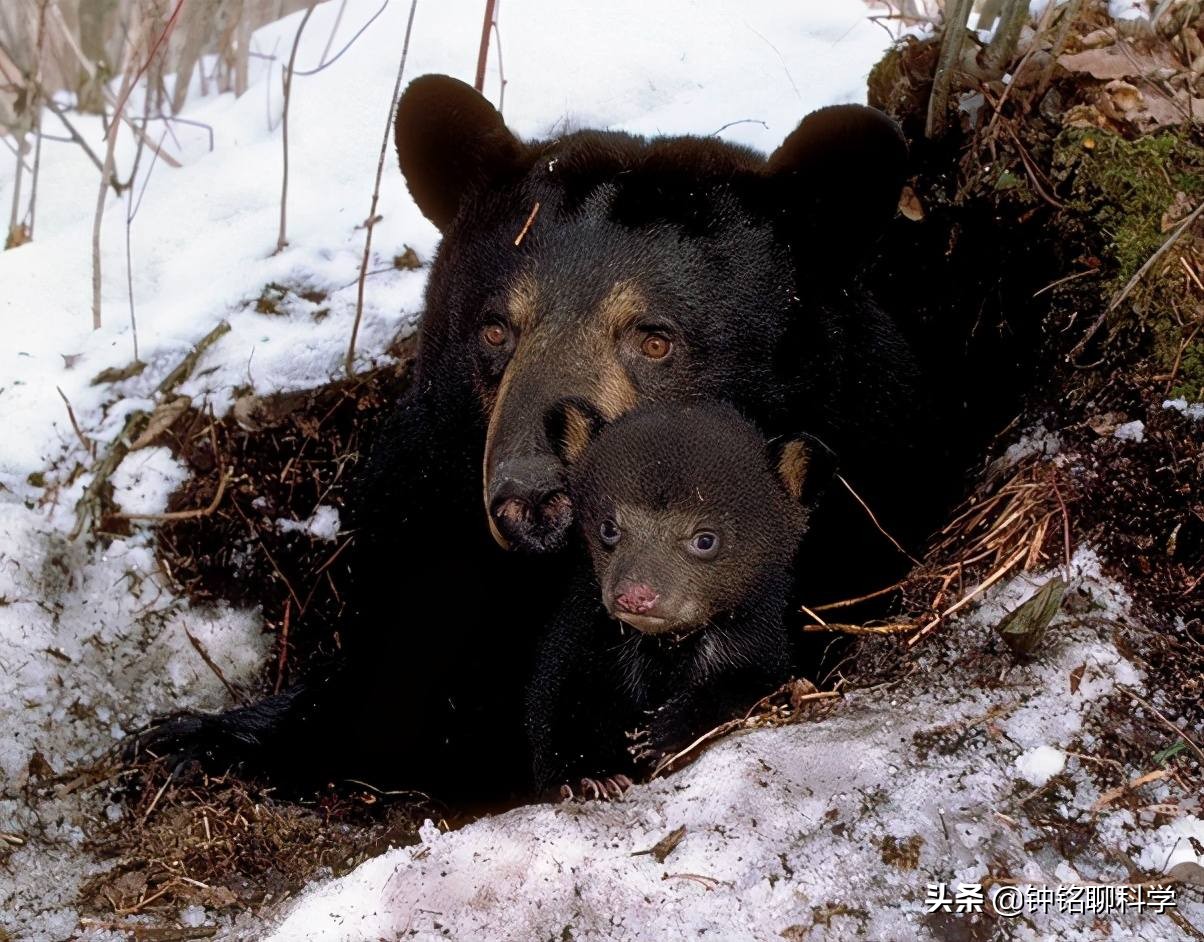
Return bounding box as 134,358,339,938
771,433,838,504
394,74,525,231
545,398,609,466
765,104,907,259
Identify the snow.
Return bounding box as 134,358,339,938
1137,817,1204,873
1165,397,1204,420
276,504,341,541
1,0,1199,939
1015,745,1068,786
260,550,1202,942
1113,419,1145,443
999,424,1062,468
109,445,191,515
1108,0,1152,22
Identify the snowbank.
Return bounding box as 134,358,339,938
261,551,1201,942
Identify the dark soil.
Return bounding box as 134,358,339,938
151,343,414,689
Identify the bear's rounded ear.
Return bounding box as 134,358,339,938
394,74,525,231
772,433,838,504
765,104,907,257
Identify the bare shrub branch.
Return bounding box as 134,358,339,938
474,0,497,92
91,0,185,330
276,1,318,254
346,0,419,376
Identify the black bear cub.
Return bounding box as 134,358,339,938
527,402,821,796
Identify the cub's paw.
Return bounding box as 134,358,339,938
558,774,634,802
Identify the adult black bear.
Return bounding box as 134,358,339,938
132,75,935,801
527,402,823,796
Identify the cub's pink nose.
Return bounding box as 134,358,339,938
616,582,659,614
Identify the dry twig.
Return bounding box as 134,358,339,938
346,0,420,376
1071,201,1204,360
276,1,319,254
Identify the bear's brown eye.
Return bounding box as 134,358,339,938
482,322,509,348
640,333,672,360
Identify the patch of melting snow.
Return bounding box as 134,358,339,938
1113,419,1145,443
109,446,191,516
1015,745,1068,786
276,504,341,542
999,424,1062,469
1165,398,1204,421
258,548,1201,942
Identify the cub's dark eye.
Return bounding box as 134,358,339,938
687,530,720,559
599,519,622,547
481,321,509,348
640,332,672,360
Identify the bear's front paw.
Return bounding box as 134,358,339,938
124,711,244,779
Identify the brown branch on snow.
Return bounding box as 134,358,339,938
120,469,231,522
56,386,95,457
346,0,420,376
276,1,319,255
184,625,245,705
491,0,506,114
318,0,350,67
296,0,389,77
5,0,50,247
474,0,498,92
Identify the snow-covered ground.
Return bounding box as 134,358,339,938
261,551,1199,942
1,1,1200,939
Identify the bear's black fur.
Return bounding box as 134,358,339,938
527,403,818,793
132,75,938,802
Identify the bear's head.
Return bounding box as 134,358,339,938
566,401,826,637
394,74,906,554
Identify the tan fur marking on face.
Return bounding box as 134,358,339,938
590,281,646,420
482,364,517,549
777,440,811,500
506,272,539,332
597,281,646,336
560,405,595,465
593,358,639,421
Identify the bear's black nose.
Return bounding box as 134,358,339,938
488,459,573,553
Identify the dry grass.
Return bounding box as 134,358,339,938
81,758,428,926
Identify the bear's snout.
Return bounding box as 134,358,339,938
615,582,659,615
487,457,573,553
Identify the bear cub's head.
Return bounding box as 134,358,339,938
566,402,825,637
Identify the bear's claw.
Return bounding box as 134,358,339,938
558,774,633,802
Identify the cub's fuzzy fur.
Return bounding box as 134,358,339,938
527,402,821,792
